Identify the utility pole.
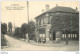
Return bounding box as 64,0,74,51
14,20,15,32
27,1,29,42
13,17,15,34
27,1,29,24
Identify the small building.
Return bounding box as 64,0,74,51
35,5,79,43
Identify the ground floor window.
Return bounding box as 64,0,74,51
38,28,46,42
39,28,45,34
61,31,79,40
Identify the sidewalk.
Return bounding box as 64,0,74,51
8,36,79,47
29,40,79,47
6,35,79,47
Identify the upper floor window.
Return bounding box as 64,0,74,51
43,17,46,24
46,13,49,16
48,16,50,24
48,16,52,24
39,18,41,25
43,17,45,24
36,20,38,26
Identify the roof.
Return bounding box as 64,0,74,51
35,6,78,19
46,6,78,13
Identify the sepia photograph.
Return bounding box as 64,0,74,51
1,1,79,51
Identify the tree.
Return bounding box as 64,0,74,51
28,21,35,40
1,23,7,40
8,22,12,32
1,23,7,35
21,23,28,39
14,27,22,38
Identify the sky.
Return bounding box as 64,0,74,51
1,1,79,27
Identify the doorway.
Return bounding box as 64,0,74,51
53,32,56,40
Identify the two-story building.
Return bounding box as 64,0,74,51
35,5,79,43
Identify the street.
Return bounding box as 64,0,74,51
1,35,79,51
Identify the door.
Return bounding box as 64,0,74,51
53,32,56,40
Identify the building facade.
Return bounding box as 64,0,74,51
35,5,79,43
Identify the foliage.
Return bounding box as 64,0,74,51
8,22,12,32
28,21,35,40
14,27,23,38
1,34,7,46
28,21,35,33
1,23,7,35
13,21,36,40
51,13,79,33
21,23,28,34
21,23,28,39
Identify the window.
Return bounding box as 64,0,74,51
39,18,41,25
48,16,52,24
48,16,50,24
43,17,44,24
36,20,38,26
46,13,49,16
43,17,46,24
39,28,45,34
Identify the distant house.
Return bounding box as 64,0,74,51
35,5,79,43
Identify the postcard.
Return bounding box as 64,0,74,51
1,1,79,51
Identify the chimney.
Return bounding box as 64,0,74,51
42,9,44,13
45,4,49,11
76,7,78,11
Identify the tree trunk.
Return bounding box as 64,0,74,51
28,33,29,42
